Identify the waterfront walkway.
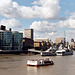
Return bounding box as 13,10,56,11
28,49,41,53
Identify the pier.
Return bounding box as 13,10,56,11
28,49,41,53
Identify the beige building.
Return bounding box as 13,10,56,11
55,37,65,44
24,29,33,40
34,38,49,42
34,38,51,50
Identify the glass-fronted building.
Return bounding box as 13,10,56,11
12,31,23,50
0,30,12,50
0,30,23,51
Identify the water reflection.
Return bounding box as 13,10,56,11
27,66,38,75
27,66,37,71
27,65,54,75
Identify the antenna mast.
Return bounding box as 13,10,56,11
64,31,66,45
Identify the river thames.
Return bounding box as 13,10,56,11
0,52,75,75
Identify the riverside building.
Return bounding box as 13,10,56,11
23,29,34,50
12,31,23,50
0,30,12,50
24,29,33,40
55,37,65,44
0,25,23,51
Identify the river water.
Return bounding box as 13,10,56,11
0,52,75,75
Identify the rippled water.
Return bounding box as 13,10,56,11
0,52,75,75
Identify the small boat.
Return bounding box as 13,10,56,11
27,58,54,67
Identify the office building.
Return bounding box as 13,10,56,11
24,29,33,40
0,25,23,51
55,37,65,44
34,38,49,42
0,30,12,50
23,38,34,50
12,31,23,50
19,33,23,50
0,25,6,30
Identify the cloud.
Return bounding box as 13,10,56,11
57,12,75,29
59,17,67,20
70,12,75,19
34,31,57,41
58,20,70,28
58,19,75,29
0,18,21,28
29,11,75,41
65,30,75,42
0,0,60,19
30,20,58,41
30,21,57,33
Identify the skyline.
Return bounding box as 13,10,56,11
0,0,75,42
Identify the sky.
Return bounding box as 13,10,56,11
0,0,75,42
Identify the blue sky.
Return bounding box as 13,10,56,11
0,0,75,42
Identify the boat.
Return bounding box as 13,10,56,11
40,51,56,56
56,44,73,56
40,47,56,56
27,58,54,67
56,49,73,56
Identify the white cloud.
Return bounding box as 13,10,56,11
58,20,70,28
66,30,75,42
30,21,57,33
30,21,58,41
29,11,75,41
70,12,75,19
58,12,75,29
0,0,60,19
0,18,21,28
58,19,75,29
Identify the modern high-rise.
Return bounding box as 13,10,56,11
0,30,12,50
0,25,23,51
12,31,23,50
24,29,33,40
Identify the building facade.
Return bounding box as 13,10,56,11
34,38,49,42
0,25,23,51
19,33,23,50
24,29,33,40
23,38,34,50
0,30,12,50
55,37,65,44
12,31,23,50
0,25,6,30
34,38,51,50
